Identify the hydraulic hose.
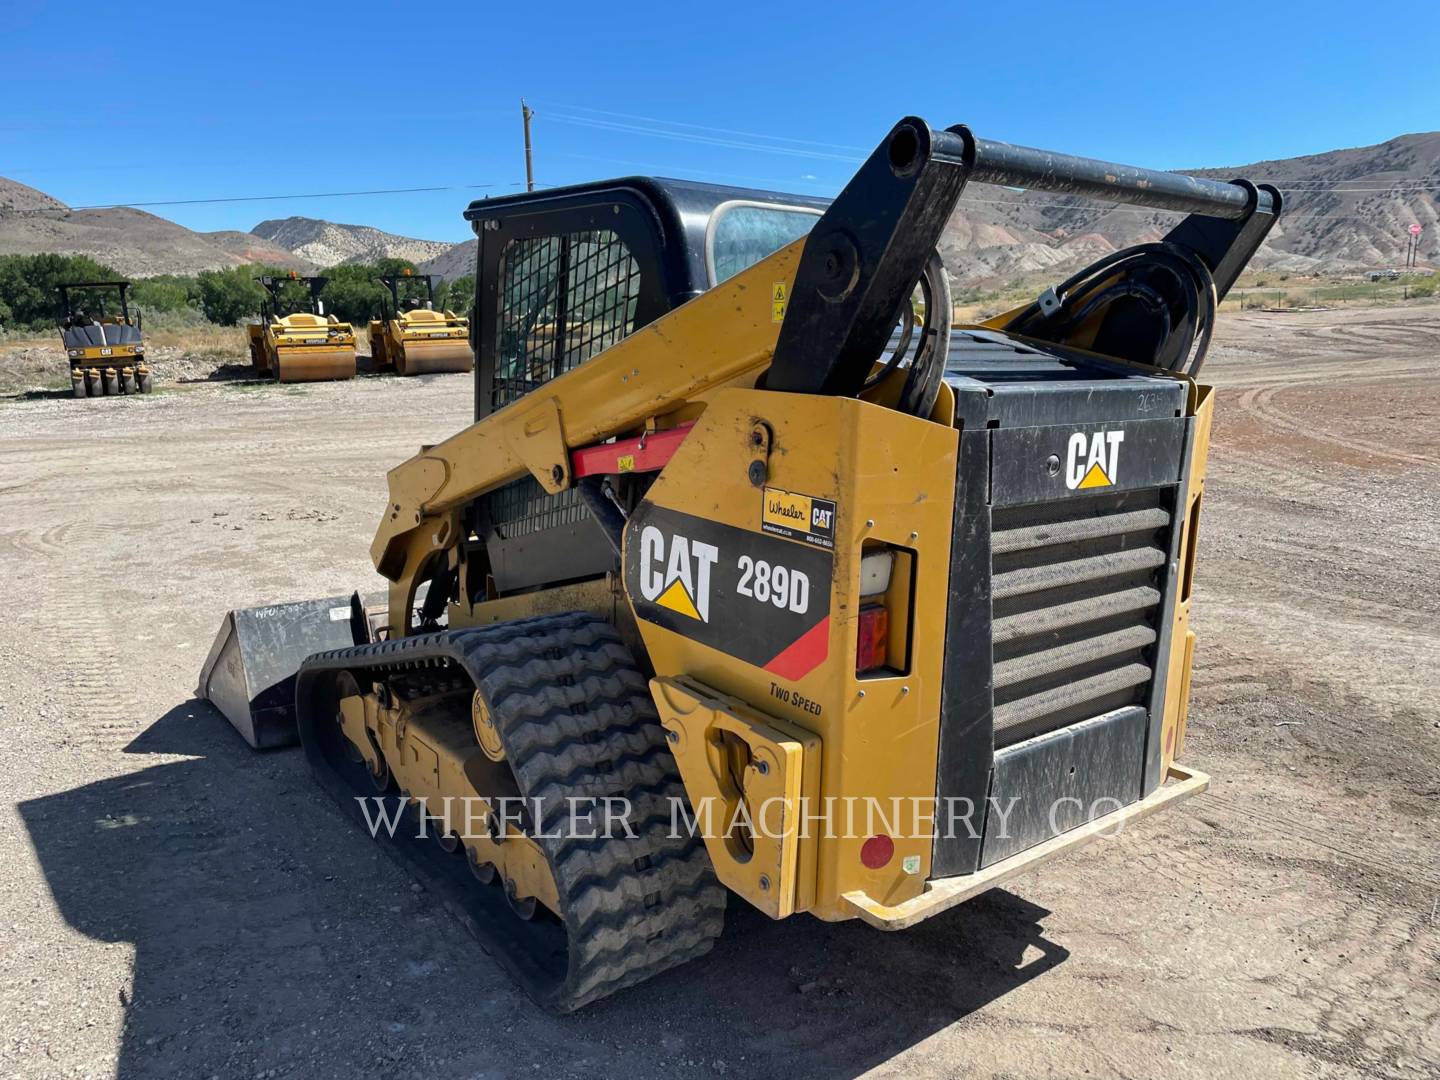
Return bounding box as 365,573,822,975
862,251,952,417
1007,242,1218,377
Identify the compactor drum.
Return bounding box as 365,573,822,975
368,272,473,375
56,282,153,398
247,275,357,382
203,116,1279,1011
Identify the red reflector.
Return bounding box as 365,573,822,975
860,834,894,870
856,604,889,673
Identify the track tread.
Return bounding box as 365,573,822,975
297,611,725,1012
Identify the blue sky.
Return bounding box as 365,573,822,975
3,1,1437,242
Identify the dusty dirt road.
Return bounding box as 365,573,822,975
1,305,1436,1079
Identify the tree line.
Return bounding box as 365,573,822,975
0,253,475,331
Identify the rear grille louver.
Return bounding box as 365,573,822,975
989,489,1171,747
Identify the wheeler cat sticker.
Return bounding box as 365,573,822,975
760,487,836,549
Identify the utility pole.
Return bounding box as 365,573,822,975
521,99,535,192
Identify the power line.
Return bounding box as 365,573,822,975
530,101,871,153
544,112,864,164
537,102,1440,194
3,182,517,218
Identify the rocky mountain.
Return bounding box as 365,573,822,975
0,177,65,216
2,131,1434,284
250,217,452,270
1195,132,1439,267
0,177,311,276
0,182,449,278
416,239,476,281
202,230,314,271
940,132,1439,284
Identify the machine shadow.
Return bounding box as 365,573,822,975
19,701,1067,1079
177,362,263,384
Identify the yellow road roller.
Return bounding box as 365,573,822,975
368,271,473,376
247,274,356,382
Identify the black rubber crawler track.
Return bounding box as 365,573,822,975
294,611,726,1012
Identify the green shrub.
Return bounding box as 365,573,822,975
196,266,271,325
0,252,123,330
130,274,199,314
317,259,416,326
437,274,475,316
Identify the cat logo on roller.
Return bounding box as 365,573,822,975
637,525,717,622
1066,429,1125,490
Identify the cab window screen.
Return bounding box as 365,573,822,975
710,205,820,284
493,229,639,411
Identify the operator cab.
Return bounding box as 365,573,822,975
57,282,143,350
461,178,827,593
464,178,827,422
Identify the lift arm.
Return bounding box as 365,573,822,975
370,117,1278,582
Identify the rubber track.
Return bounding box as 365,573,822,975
296,611,726,1011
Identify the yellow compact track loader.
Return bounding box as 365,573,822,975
246,274,357,382
57,282,153,398
368,271,473,375
201,116,1279,1011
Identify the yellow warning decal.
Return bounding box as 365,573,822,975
771,282,788,323
617,454,636,473
656,578,702,620
1078,462,1112,489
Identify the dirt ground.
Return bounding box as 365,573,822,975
1,305,1436,1079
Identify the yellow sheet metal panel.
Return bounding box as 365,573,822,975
1160,383,1213,775
624,387,957,918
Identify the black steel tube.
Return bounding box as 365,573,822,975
936,129,1270,219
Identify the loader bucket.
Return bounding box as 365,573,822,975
197,595,369,749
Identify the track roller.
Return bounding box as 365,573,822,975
467,846,497,885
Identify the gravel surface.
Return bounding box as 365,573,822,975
0,305,1436,1079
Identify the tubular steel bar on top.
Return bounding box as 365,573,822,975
934,128,1269,219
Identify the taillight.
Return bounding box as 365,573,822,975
856,548,896,674
856,604,889,673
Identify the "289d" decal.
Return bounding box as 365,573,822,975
623,503,832,679
736,555,810,613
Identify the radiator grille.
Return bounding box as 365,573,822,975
484,476,587,539
990,489,1171,748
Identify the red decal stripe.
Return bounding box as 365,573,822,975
570,423,695,478
762,617,830,681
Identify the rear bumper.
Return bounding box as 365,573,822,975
840,764,1208,930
